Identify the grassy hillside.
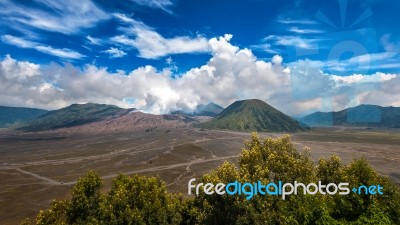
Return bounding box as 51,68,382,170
0,106,48,128
300,104,400,128
199,99,307,132
18,103,132,131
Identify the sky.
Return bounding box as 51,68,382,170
0,0,400,116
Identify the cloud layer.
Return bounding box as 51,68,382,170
2,35,85,59
111,13,210,59
0,0,109,34
130,0,174,13
1,35,399,116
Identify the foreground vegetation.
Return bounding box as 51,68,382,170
22,134,400,224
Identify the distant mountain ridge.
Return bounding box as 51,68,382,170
299,104,400,128
199,99,307,132
53,111,203,134
0,106,48,128
172,102,224,117
18,103,133,132
1,100,345,133
194,102,224,116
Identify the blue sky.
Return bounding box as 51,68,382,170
0,0,400,115
1,0,400,74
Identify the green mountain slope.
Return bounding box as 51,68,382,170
299,104,400,128
199,99,307,132
0,106,48,128
18,103,132,131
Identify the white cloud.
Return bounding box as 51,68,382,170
2,35,85,59
288,27,323,34
165,57,178,71
380,34,400,52
332,72,396,84
368,63,400,70
86,36,103,46
288,60,400,115
277,19,318,25
130,0,174,13
1,35,399,117
0,0,109,34
347,52,396,64
272,55,283,65
250,43,280,54
166,57,173,65
103,47,127,58
111,14,209,59
323,52,400,72
264,35,318,49
0,55,66,109
285,51,400,74
1,55,40,79
112,13,137,24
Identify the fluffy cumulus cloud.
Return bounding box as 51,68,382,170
0,55,66,109
1,35,399,116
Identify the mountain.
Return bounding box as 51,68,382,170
194,102,224,116
199,99,307,132
53,111,202,134
172,102,224,117
299,104,400,128
0,106,48,128
18,103,132,132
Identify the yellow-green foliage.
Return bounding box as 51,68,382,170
23,134,400,225
30,172,182,225
191,133,400,225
